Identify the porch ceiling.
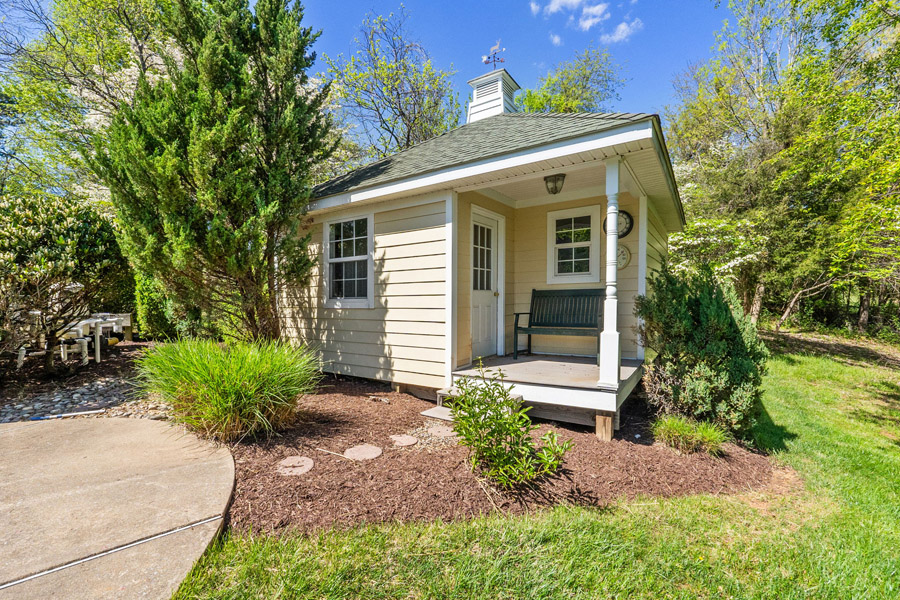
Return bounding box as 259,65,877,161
474,146,682,231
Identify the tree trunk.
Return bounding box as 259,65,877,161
750,282,765,325
775,278,834,332
857,293,870,331
43,332,58,374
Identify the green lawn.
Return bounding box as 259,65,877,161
175,332,900,599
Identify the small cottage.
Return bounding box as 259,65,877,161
283,68,684,439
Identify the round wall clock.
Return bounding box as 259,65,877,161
617,245,631,270
602,210,634,238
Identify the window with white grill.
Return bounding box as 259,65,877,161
546,206,603,285
324,215,373,309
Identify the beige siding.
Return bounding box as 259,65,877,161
282,198,447,389
647,207,667,276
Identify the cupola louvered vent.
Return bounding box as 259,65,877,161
466,69,520,123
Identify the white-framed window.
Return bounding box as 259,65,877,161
323,214,374,309
546,206,603,285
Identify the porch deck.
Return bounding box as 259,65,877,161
451,355,643,427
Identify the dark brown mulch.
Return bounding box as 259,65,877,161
229,376,775,534
0,341,151,405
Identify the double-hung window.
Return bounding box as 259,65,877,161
546,206,602,285
324,215,374,308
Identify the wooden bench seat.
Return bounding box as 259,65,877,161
513,288,605,359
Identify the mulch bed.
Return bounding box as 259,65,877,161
229,376,774,534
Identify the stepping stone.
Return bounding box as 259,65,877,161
427,424,457,438
276,456,313,476
390,434,418,447
344,444,383,461
421,406,453,421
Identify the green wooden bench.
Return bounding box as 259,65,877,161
513,288,605,359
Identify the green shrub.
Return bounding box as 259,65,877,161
450,364,573,488
136,339,322,442
135,273,177,339
636,263,769,436
652,415,729,455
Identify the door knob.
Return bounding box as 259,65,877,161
493,291,499,297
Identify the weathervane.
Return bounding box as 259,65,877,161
482,39,506,70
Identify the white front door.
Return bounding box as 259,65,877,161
471,213,498,359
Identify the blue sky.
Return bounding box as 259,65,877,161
305,0,733,120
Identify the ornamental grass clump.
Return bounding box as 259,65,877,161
136,340,321,442
652,415,729,455
450,364,573,489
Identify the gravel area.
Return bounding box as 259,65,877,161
0,342,167,423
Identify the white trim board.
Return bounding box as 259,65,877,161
450,375,618,412
444,192,458,385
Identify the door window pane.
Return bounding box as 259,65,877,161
473,223,492,291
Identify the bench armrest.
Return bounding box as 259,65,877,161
514,312,530,329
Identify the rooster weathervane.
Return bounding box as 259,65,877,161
482,40,506,69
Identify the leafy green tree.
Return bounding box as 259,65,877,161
92,0,333,341
783,0,900,329
667,0,846,326
516,45,623,113
325,7,460,160
0,184,126,373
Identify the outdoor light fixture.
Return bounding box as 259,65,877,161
544,173,566,195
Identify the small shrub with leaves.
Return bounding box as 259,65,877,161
136,339,321,442
450,364,573,488
636,263,769,436
652,415,729,455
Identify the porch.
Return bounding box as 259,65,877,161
451,355,644,430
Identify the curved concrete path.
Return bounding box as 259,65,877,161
0,418,234,599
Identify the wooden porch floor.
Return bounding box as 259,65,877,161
452,355,643,391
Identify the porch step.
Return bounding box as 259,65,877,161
435,387,459,407
421,406,453,421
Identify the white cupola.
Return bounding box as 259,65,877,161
466,69,521,123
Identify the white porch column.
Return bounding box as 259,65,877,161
598,157,621,387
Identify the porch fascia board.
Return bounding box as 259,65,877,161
309,120,654,212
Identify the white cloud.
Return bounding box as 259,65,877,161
600,17,643,43
578,3,610,31
530,1,541,16
544,0,582,15
549,32,563,46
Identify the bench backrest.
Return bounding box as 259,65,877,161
528,288,605,329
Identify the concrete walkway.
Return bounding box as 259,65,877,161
0,418,234,599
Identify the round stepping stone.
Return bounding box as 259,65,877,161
426,424,457,438
390,434,419,447
344,444,383,461
276,455,313,476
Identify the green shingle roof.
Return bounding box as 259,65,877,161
313,112,654,199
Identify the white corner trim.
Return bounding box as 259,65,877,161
546,205,604,285
310,121,654,212
471,204,506,357
637,195,648,361
445,192,458,385
322,213,375,310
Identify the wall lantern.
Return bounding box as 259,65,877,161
544,173,566,195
